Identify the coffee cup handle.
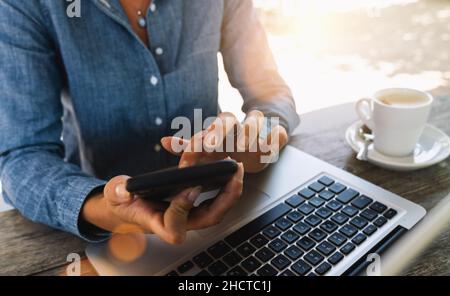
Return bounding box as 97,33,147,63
355,98,375,130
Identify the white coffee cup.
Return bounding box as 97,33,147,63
355,88,433,157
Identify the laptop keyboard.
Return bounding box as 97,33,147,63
166,175,398,276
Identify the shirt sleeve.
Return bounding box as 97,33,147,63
0,1,108,242
220,0,300,134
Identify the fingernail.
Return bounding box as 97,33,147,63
187,186,202,203
180,161,189,168
115,184,130,201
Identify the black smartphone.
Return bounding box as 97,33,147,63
126,159,238,201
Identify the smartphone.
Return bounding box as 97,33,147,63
126,159,238,201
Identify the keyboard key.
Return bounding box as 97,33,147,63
384,209,398,219
370,202,388,214
318,176,334,186
271,254,291,270
275,218,293,231
223,251,242,268
281,230,300,244
291,259,312,275
305,214,322,227
350,216,368,229
329,182,346,194
280,269,296,276
328,252,344,265
298,188,315,199
225,203,291,247
177,261,194,274
328,232,347,247
268,238,288,253
257,264,278,276
340,242,356,255
363,224,377,236
208,260,228,275
193,252,214,268
293,222,311,235
287,211,303,222
227,266,246,276
237,243,256,257
304,250,325,266
255,247,275,262
241,256,261,273
298,203,315,215
208,241,231,259
327,200,343,211
297,237,316,251
351,233,367,245
316,241,336,256
309,182,325,193
360,209,378,221
285,245,304,260
342,206,359,217
285,195,305,208
320,220,338,233
374,216,388,227
339,224,358,238
309,229,327,242
309,197,325,208
351,195,373,209
250,234,269,248
196,270,211,276
319,190,335,201
315,262,332,275
336,189,359,204
166,271,178,276
262,226,281,239
316,207,333,219
331,213,349,225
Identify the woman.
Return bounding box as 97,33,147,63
0,0,299,244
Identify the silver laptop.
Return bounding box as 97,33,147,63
86,145,426,276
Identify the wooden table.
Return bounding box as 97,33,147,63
1,97,449,276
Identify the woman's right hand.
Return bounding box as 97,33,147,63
81,163,244,245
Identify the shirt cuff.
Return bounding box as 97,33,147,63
58,176,109,243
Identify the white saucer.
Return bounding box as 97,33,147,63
345,121,450,171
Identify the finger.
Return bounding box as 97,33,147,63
188,162,244,229
104,175,132,207
237,110,265,152
203,112,240,151
259,125,289,164
179,131,206,168
161,136,190,156
151,187,202,244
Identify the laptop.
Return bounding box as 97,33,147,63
86,145,426,276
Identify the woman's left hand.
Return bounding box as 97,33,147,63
161,111,289,173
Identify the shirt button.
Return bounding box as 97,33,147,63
150,75,158,86
150,3,156,12
155,47,164,56
155,117,163,126
154,144,162,152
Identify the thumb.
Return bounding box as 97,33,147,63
104,175,132,207
162,186,202,244
161,136,189,156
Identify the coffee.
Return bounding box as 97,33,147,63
356,88,433,157
378,93,429,107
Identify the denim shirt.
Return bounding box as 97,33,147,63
0,0,299,241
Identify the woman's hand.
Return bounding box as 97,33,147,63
81,162,244,244
161,111,289,173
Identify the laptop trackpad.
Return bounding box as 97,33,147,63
196,186,272,238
